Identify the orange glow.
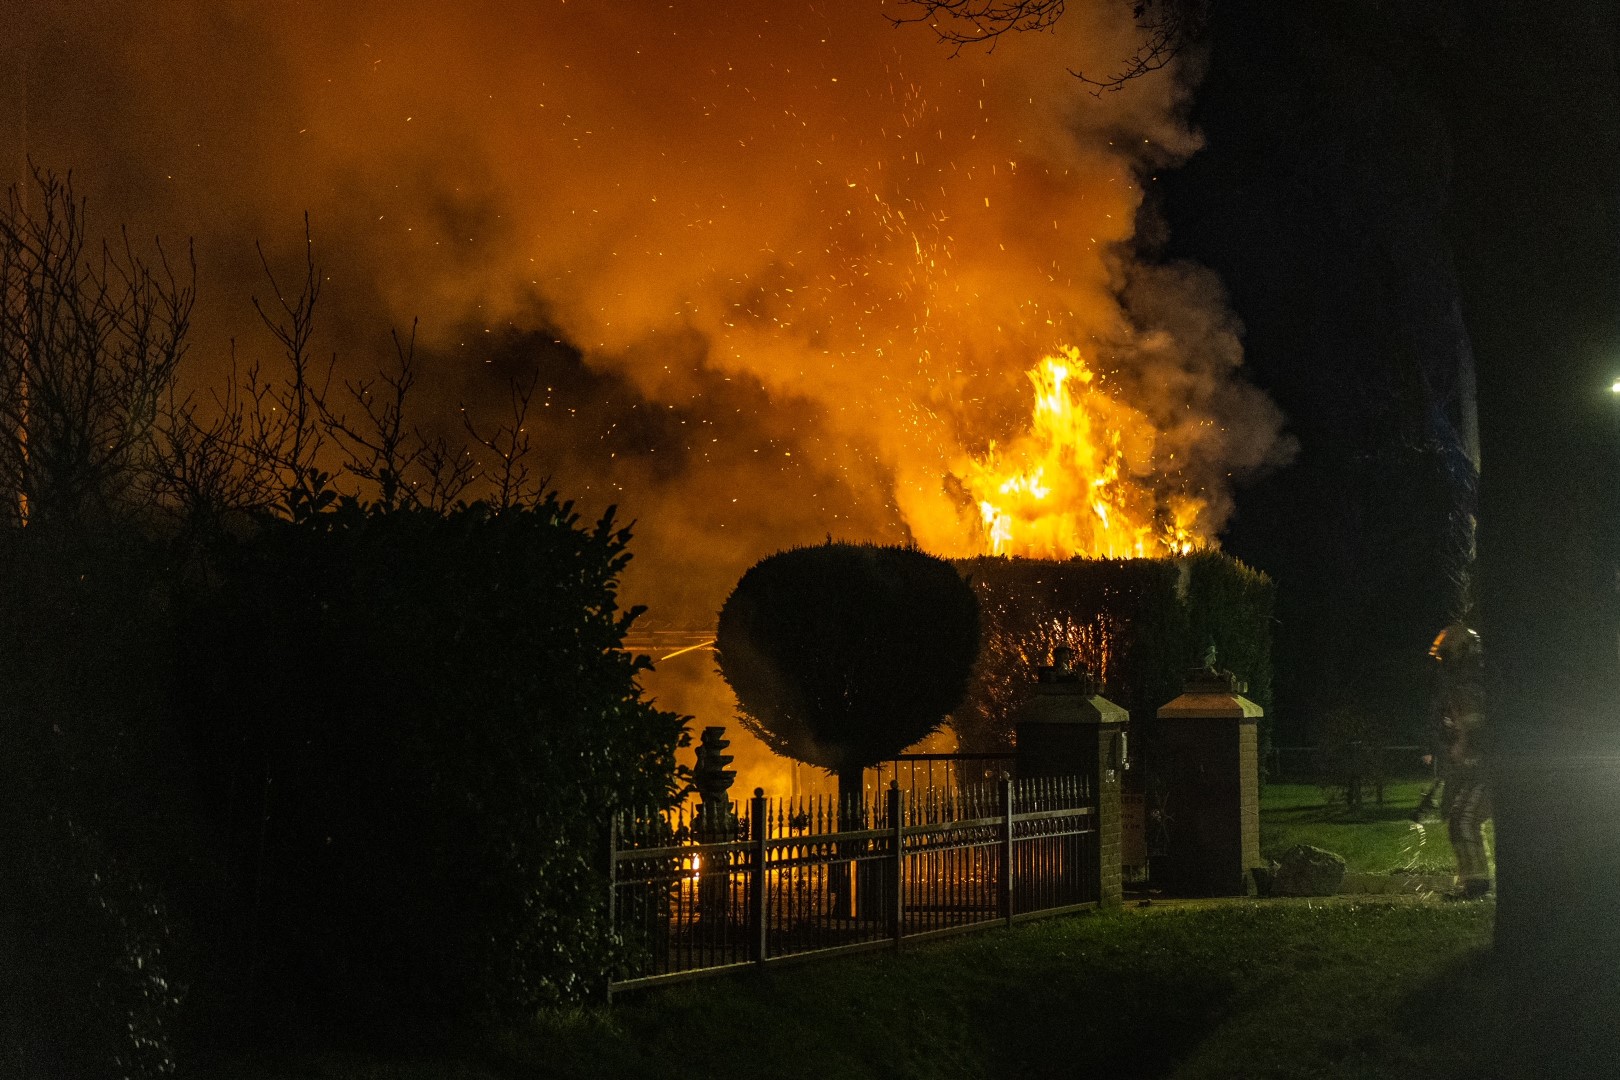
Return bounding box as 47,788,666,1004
7,2,1288,611
959,348,1206,559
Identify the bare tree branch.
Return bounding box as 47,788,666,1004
5,179,551,533
1072,0,1211,93
463,375,543,511
0,166,194,530
892,0,1211,92
318,322,423,510
412,428,481,513
889,0,1068,53
247,216,336,520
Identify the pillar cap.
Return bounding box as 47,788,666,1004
1021,689,1129,726
1018,648,1128,724
1157,649,1262,719
1157,690,1263,719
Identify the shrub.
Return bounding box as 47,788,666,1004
0,528,193,1079
1314,705,1394,808
717,542,980,804
179,496,686,1023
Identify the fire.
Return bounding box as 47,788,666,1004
960,347,1206,559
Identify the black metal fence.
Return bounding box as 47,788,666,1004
609,775,1096,993
868,752,1017,802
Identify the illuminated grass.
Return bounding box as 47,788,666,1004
221,789,1561,1079
1260,780,1479,874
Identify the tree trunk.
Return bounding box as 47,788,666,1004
1446,0,1620,968
831,768,868,919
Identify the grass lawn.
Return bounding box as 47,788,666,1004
220,783,1575,1079
1260,779,1494,876
227,899,1619,1079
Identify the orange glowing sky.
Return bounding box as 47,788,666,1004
1,0,1287,622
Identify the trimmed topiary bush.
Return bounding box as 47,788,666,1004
716,542,980,805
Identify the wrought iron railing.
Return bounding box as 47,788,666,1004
867,752,1017,802
609,775,1096,993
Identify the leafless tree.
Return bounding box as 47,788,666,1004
6,177,543,533
891,0,1069,46
321,323,426,511
242,221,336,520
0,167,194,530
893,0,1212,92
463,375,544,511
317,321,483,513
149,351,270,536
411,429,482,513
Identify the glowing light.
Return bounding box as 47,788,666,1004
658,639,716,662
960,347,1207,559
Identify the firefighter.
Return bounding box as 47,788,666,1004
1427,622,1492,899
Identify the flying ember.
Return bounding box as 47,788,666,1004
960,347,1205,559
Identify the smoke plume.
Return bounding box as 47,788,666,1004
3,0,1288,623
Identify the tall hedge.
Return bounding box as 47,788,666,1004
178,497,686,1023
0,527,193,1079
954,551,1275,754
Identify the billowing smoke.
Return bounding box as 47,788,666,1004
3,0,1287,624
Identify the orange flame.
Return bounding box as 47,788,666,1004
960,347,1205,559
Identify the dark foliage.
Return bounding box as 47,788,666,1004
716,542,980,784
0,528,197,1080
1313,705,1395,809
0,168,690,1070
1182,551,1275,713
954,551,1274,753
178,497,686,1025
0,500,685,1077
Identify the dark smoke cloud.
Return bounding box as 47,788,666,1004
2,0,1286,622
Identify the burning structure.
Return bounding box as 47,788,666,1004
4,1,1288,610
961,348,1205,559
6,3,1292,797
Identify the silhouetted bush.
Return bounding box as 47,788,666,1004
0,528,194,1080
1315,705,1394,808
178,496,686,1025
2,499,684,1072
0,171,683,1063
717,542,980,802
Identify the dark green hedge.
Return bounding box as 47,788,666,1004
180,498,686,1022
0,529,193,1079
953,551,1274,753
1,497,685,1074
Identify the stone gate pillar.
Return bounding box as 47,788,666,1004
1013,647,1128,908
1153,657,1264,896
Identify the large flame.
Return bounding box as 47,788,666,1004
959,347,1205,559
